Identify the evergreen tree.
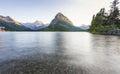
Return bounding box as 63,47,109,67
110,0,119,19
108,0,120,26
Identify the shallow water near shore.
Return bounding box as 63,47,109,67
0,32,120,74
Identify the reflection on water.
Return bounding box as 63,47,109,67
0,32,120,74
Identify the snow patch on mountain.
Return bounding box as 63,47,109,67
22,21,48,30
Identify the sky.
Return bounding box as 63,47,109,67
0,0,113,26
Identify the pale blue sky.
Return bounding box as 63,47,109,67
0,0,113,26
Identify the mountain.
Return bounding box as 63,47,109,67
22,21,48,30
50,12,73,25
41,12,80,31
0,15,30,31
0,16,20,24
34,20,44,25
79,25,89,30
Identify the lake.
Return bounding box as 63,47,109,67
0,32,120,74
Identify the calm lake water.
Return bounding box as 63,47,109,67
0,32,120,74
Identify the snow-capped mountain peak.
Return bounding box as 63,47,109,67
22,21,48,30
34,20,44,25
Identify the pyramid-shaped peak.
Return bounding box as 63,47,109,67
55,12,65,18
50,12,73,25
57,12,64,15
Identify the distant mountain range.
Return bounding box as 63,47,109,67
0,13,89,31
22,21,48,30
79,25,89,30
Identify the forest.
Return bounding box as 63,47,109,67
90,0,120,34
